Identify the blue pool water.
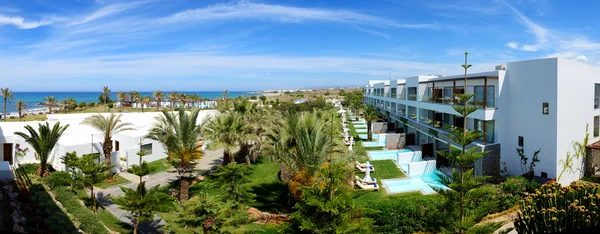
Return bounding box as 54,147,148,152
368,149,412,161
358,134,378,140
383,173,448,195
362,141,384,147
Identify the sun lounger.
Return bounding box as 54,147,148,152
355,161,367,167
344,140,354,146
355,176,377,184
355,181,379,190
356,164,374,172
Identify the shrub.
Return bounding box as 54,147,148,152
514,182,600,233
44,171,73,188
88,102,96,107
29,184,79,233
249,95,257,100
79,101,87,108
53,187,110,234
367,196,445,233
324,91,330,95
501,176,540,195
107,103,114,109
19,163,39,175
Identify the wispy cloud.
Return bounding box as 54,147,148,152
506,41,518,49
71,1,150,25
0,14,51,29
502,2,548,51
157,2,439,29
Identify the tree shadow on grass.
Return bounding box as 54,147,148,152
250,181,294,213
27,184,79,234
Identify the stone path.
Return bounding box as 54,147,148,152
95,148,224,233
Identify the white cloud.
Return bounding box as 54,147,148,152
506,41,519,49
576,55,588,61
502,2,548,51
71,1,150,25
157,2,439,29
0,14,51,29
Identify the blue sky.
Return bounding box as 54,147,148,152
1,0,599,91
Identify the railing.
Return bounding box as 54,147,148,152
408,94,417,101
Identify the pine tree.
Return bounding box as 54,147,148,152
74,153,113,212
436,52,489,233
112,182,174,234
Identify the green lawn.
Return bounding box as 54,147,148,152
246,159,292,213
95,175,130,189
147,158,174,174
362,146,384,151
97,209,133,234
352,159,421,207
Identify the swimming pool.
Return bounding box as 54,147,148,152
382,173,448,195
368,149,412,161
358,134,378,140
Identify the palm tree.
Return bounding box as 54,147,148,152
1,88,14,122
44,96,57,114
117,92,128,110
168,91,179,110
129,91,140,109
179,93,188,108
202,112,251,165
147,109,202,200
61,97,74,114
363,105,379,141
14,122,69,177
16,100,26,121
82,113,135,166
222,90,228,100
153,91,164,111
102,86,111,112
141,96,151,113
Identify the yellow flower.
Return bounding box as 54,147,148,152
552,217,557,221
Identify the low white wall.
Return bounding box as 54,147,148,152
397,151,414,164
408,161,428,176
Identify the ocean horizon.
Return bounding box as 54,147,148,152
1,91,258,114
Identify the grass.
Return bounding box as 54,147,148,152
95,175,130,189
53,187,110,234
97,209,133,234
147,158,174,174
246,159,292,213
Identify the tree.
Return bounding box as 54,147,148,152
44,96,57,114
153,91,164,111
211,162,253,204
14,122,69,177
147,109,202,200
202,112,250,165
112,182,174,234
289,162,372,233
222,89,228,100
129,91,140,109
1,88,14,122
61,151,80,188
116,92,128,110
263,111,337,198
74,153,112,212
61,97,75,114
435,52,489,233
141,96,151,113
363,104,379,141
168,91,179,110
102,86,111,112
130,141,152,184
259,95,267,103
16,100,26,121
82,113,135,167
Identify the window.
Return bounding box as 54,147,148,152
595,84,600,109
595,116,599,137
390,88,397,98
518,136,524,147
408,87,417,100
486,120,495,143
443,87,454,99
474,85,495,108
474,86,485,106
141,143,152,155
486,86,495,108
542,102,549,115
541,171,548,178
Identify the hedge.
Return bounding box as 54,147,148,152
53,187,109,234
29,184,79,233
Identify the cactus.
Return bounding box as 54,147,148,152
514,182,600,233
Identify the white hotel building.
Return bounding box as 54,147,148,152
0,111,217,173
364,57,600,185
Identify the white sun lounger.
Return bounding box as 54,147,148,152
355,176,377,184
355,164,374,172
356,181,379,190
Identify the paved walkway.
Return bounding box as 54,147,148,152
95,148,224,233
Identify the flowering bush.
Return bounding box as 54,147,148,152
514,182,600,233
15,144,29,161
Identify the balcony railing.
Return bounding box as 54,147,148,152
408,94,417,101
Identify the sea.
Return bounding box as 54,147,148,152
1,91,257,115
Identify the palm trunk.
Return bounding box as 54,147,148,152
367,120,372,141
3,101,6,122
19,110,21,121
157,100,160,111
180,177,189,200
104,140,112,168
223,150,233,165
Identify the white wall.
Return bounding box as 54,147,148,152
555,58,600,184
500,58,559,180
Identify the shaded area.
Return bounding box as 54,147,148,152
250,181,292,213
26,184,79,233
